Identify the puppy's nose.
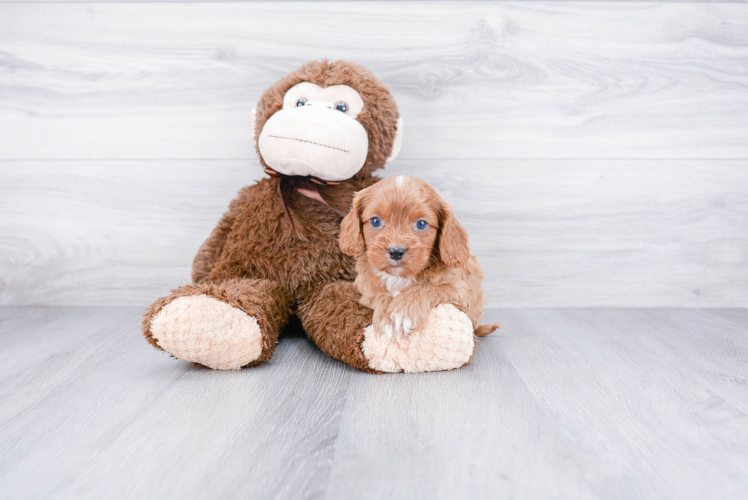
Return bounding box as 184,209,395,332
388,247,407,261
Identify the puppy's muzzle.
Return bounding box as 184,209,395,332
388,247,407,262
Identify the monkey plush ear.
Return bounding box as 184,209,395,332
339,189,369,258
386,117,404,163
251,107,257,137
438,201,471,268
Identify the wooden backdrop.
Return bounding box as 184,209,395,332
1,2,747,307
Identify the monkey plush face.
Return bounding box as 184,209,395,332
252,60,403,182
258,82,369,181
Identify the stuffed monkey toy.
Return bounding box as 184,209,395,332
142,60,476,373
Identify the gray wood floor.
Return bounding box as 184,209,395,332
1,307,746,499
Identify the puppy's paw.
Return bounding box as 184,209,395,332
383,320,396,339
373,313,397,339
390,303,431,336
390,312,414,335
362,304,474,373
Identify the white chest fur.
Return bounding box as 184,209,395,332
375,270,414,297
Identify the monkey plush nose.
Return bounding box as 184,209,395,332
388,247,407,261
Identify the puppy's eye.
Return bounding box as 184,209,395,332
415,220,429,231
369,217,382,228
335,101,348,113
296,98,308,107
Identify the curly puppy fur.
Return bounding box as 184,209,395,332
142,60,400,371
339,175,499,339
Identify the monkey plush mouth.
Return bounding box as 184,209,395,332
258,104,369,182
266,135,350,154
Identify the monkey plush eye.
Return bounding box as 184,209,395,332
370,217,382,228
335,101,348,113
296,98,308,107
415,220,428,231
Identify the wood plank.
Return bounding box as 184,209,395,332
1,307,746,498
6,0,747,3
325,316,599,500
0,306,352,499
397,159,748,308
0,307,142,424
323,308,748,499
2,159,746,307
1,2,748,159
700,308,748,332
0,160,262,306
496,308,748,500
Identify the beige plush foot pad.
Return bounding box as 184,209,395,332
362,304,474,373
150,295,263,370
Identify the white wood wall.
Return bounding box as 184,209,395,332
1,2,747,307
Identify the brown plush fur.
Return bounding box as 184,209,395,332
340,175,499,339
142,60,400,372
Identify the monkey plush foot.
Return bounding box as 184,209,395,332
361,304,474,373
150,295,264,370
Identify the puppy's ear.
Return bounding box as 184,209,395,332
339,189,368,258
438,201,470,268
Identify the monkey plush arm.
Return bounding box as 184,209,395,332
296,280,380,373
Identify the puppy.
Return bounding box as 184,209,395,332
339,175,498,339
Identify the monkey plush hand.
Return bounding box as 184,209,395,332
142,60,405,371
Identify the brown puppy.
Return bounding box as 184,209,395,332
340,175,498,339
